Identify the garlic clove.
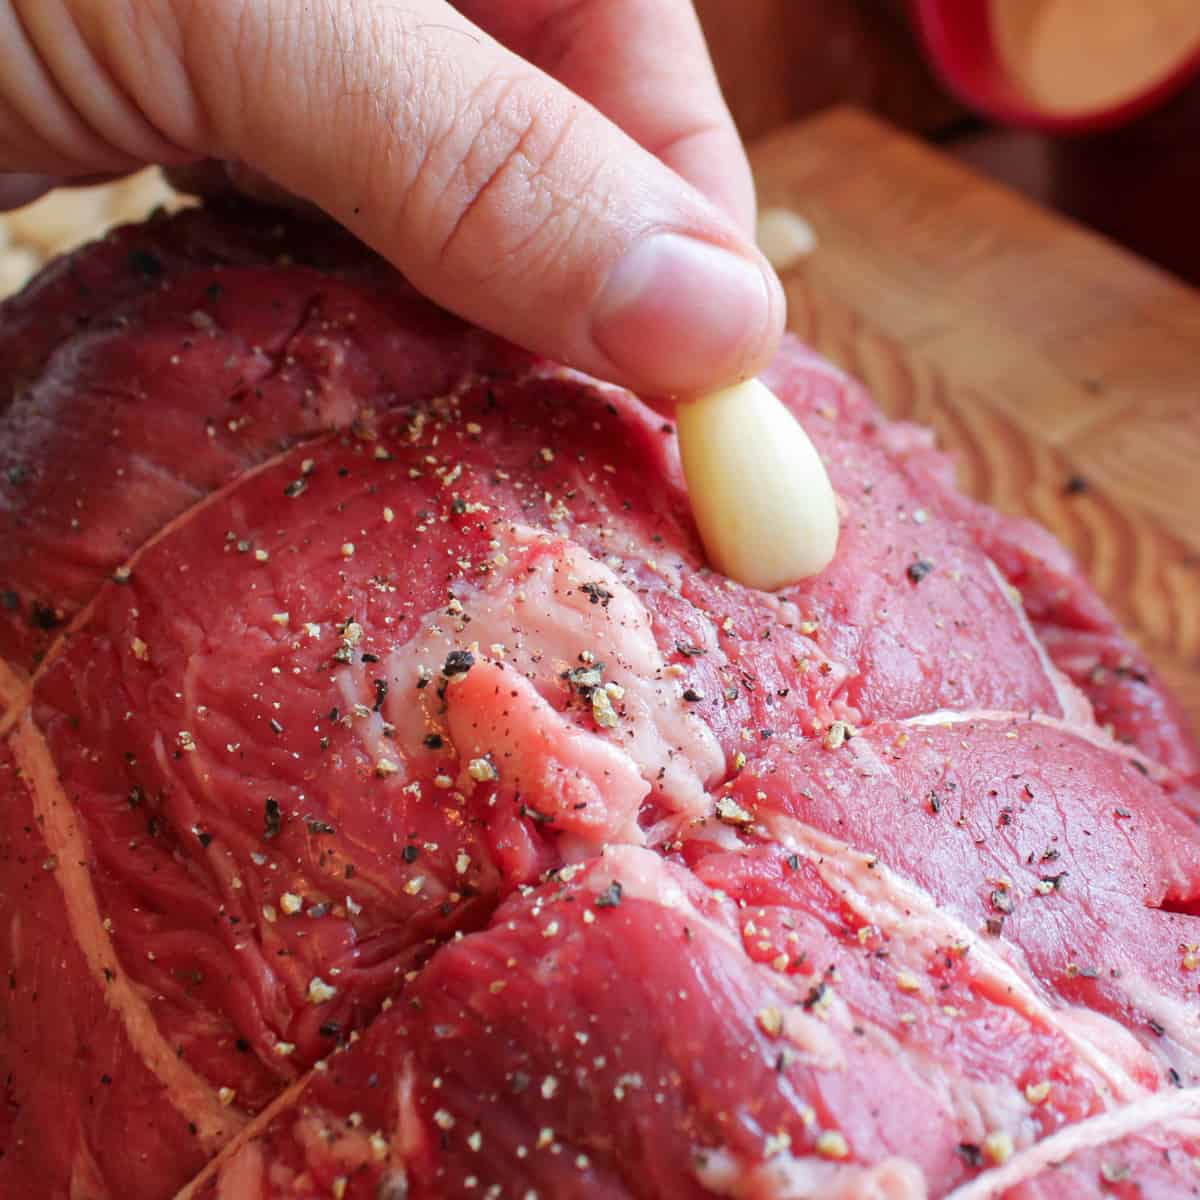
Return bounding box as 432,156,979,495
756,208,817,272
676,377,839,590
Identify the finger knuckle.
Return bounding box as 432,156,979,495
421,75,593,283
2,0,187,171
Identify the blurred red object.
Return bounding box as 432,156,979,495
909,0,1200,133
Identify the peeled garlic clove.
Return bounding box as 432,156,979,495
677,378,839,590
756,207,817,272
5,188,108,253
0,247,41,299
109,169,177,224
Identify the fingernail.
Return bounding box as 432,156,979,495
592,233,780,395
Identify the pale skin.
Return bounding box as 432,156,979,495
0,0,785,398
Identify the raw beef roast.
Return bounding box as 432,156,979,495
1,205,1198,1200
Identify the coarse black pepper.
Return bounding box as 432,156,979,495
442,650,475,677
128,248,164,279
580,582,613,607
956,1144,983,1168
802,982,826,1010
29,602,61,630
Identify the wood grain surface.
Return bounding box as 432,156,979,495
751,106,1200,733
953,74,1200,288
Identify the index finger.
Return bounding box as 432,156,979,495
456,0,757,233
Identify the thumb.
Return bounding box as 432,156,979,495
103,0,785,396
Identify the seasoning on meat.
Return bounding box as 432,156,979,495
0,206,1197,1200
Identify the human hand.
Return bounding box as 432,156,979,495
0,1,784,396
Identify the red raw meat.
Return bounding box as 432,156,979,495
1,206,1197,1199
880,422,1200,782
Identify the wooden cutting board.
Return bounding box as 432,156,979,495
751,106,1200,734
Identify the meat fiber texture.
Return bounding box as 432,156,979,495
1,205,1199,1200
